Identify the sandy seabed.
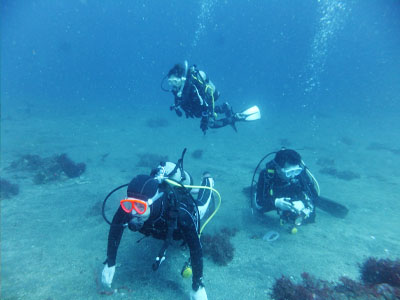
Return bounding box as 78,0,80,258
1,100,399,300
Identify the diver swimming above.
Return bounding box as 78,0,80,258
101,150,220,300
161,61,261,134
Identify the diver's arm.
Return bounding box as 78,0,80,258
181,215,204,291
299,172,318,208
256,170,269,205
256,170,265,199
106,207,131,266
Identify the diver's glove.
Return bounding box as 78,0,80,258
301,207,312,219
101,263,116,288
190,286,208,300
291,201,305,213
291,201,313,219
274,197,294,212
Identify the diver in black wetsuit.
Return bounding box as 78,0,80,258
163,61,261,134
252,149,319,229
101,162,214,300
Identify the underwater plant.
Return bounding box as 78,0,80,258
360,257,400,288
56,153,86,178
8,153,86,184
136,153,168,168
319,167,361,181
200,227,237,266
270,257,400,300
9,154,43,171
191,149,204,159
0,178,19,199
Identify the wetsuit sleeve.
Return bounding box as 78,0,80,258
300,172,318,205
180,214,203,290
256,169,275,211
106,206,131,267
256,170,266,201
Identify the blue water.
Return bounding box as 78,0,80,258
2,1,399,113
1,1,400,299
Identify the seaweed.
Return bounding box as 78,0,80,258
391,149,400,156
316,157,335,167
335,276,372,297
367,142,391,151
272,273,338,300
100,153,110,162
8,153,86,184
367,142,400,156
191,149,204,159
136,153,168,168
0,178,19,199
8,154,44,171
319,167,360,181
56,153,86,178
200,227,237,266
270,257,400,300
360,257,400,288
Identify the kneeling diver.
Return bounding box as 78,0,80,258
101,153,220,300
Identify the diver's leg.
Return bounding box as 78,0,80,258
196,172,214,220
215,102,233,117
210,102,245,130
208,117,234,129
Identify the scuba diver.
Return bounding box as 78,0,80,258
250,149,319,232
101,150,220,300
161,61,261,134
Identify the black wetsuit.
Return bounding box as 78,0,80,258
105,176,211,290
255,161,318,222
172,66,234,133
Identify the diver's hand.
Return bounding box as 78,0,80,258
274,197,293,211
301,207,312,219
291,201,305,213
190,286,208,300
101,264,116,288
291,201,313,218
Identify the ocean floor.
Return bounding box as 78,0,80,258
1,100,400,299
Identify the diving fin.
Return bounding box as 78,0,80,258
315,196,349,218
238,105,261,121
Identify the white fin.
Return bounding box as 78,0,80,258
241,105,261,121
